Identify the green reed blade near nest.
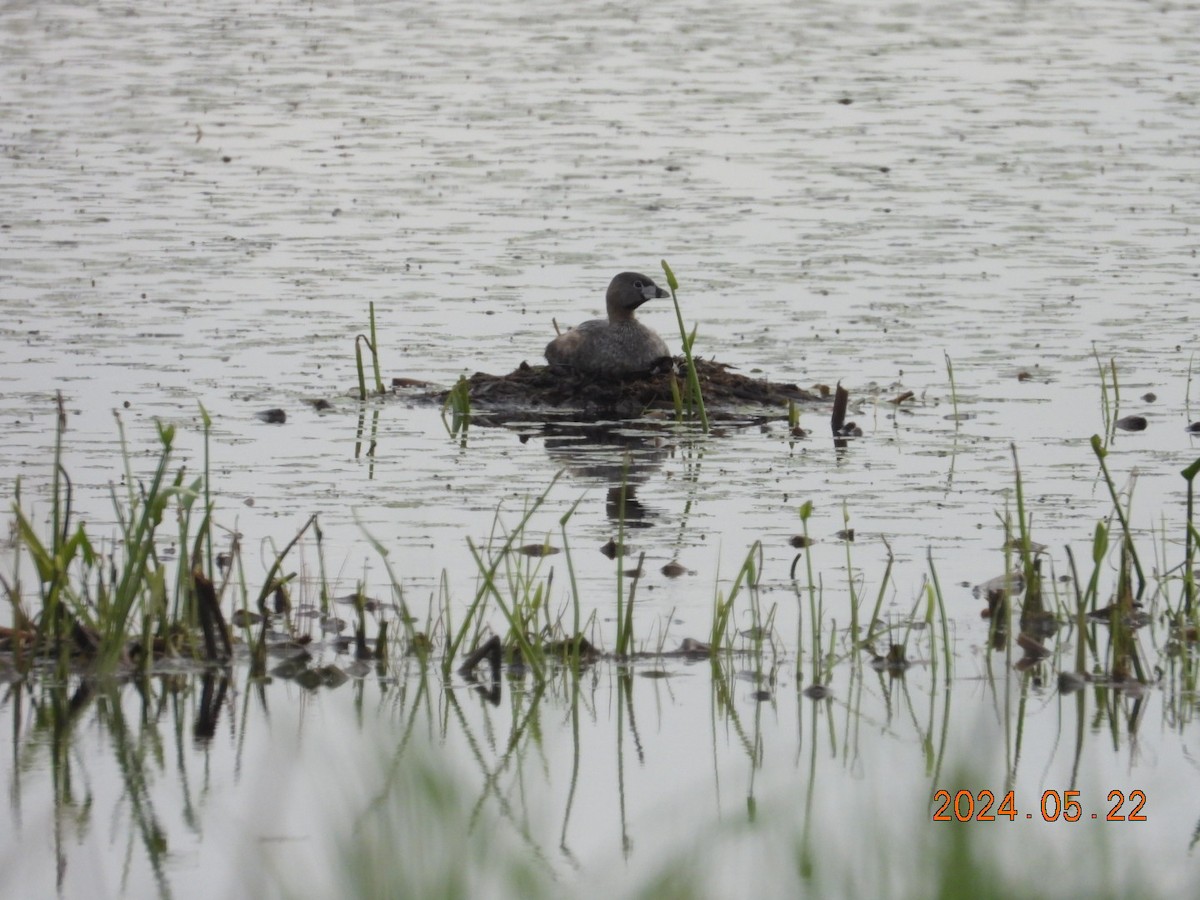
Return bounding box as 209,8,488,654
661,260,709,433
355,301,386,401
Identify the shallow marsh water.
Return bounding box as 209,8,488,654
2,0,1200,896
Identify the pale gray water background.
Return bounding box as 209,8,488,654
2,0,1200,896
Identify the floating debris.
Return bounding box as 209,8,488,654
256,408,287,424
661,560,689,578
1115,415,1148,432
319,616,347,634
802,684,831,700
1058,671,1088,694
230,609,261,628
677,637,711,659
271,582,291,615
270,651,313,680
517,542,559,558
600,538,627,559
869,643,911,674
420,357,820,421
541,636,601,662
790,535,813,549
392,376,436,389
1088,603,1151,629
835,529,855,542
1141,392,1157,403
1173,624,1199,644
293,664,349,690
407,632,433,656
335,592,381,613
304,398,334,411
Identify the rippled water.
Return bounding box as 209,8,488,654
3,0,1200,896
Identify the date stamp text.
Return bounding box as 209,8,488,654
932,789,1147,822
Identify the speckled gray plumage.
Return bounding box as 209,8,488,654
545,273,671,377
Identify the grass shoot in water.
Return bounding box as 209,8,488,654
355,301,386,402
944,351,961,427
660,260,709,433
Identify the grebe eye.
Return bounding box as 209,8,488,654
634,280,644,289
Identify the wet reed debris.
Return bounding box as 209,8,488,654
421,358,821,421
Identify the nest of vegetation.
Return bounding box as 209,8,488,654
404,357,828,420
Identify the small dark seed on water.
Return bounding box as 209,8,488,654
791,535,813,548
1115,415,1147,432
661,560,688,578
1141,392,1157,403
517,543,559,557
1187,422,1200,434
600,538,627,559
257,408,286,424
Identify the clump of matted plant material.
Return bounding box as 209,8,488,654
421,357,826,421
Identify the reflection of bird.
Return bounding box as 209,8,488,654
539,421,669,527
545,273,671,377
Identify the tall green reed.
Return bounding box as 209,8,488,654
355,301,386,401
660,260,709,432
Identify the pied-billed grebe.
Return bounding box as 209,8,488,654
545,272,671,377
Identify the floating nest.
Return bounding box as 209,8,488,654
401,357,830,421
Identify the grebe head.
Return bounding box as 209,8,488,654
605,272,669,322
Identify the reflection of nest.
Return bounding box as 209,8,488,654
419,358,824,420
